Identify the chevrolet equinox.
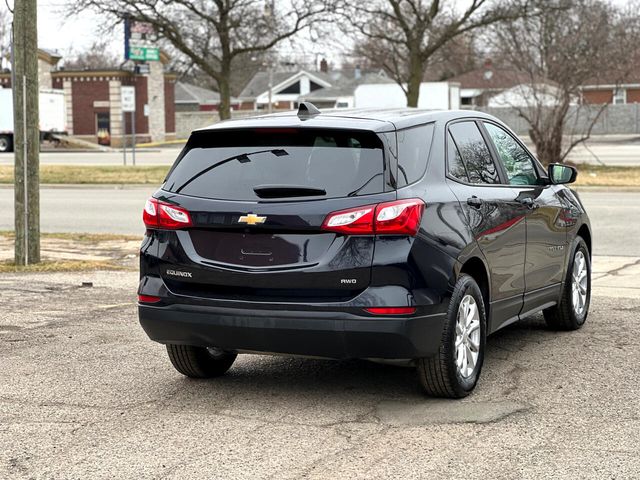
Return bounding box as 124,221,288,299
138,104,591,398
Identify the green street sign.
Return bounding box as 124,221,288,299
129,46,160,62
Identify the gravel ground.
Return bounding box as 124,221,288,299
1,268,639,479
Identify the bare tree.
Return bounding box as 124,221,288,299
353,30,481,82
71,0,335,119
491,0,640,165
340,0,530,107
62,41,122,70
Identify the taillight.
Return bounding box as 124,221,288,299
143,198,193,230
138,294,161,303
321,198,424,236
321,205,375,234
364,307,417,315
375,199,425,235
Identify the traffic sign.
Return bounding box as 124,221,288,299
128,46,160,62
121,86,136,112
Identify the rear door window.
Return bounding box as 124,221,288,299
396,123,435,187
448,121,501,184
164,129,386,200
447,132,469,182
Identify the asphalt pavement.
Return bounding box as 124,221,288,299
0,187,637,257
1,268,639,478
0,148,183,166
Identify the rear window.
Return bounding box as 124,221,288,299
163,129,385,200
396,123,434,187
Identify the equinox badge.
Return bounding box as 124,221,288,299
238,213,267,225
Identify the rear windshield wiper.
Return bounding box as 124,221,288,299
253,184,326,199
174,149,289,194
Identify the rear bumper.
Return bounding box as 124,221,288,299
139,304,447,360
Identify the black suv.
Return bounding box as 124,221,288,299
138,104,591,398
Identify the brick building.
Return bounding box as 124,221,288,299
0,49,177,146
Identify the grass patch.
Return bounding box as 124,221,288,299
0,165,169,184
0,231,140,242
574,165,640,187
0,163,638,187
0,260,127,273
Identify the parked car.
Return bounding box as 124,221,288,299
138,104,591,398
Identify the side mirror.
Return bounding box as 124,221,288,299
548,163,577,184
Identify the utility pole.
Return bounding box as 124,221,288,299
12,0,40,265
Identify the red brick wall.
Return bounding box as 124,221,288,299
237,101,256,110
52,77,63,90
122,76,149,135
71,79,110,135
164,77,176,133
582,89,614,104
626,89,640,103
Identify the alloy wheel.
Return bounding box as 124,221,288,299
455,294,481,378
571,250,588,316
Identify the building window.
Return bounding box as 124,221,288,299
613,88,626,105
278,81,301,94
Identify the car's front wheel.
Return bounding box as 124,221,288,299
417,274,486,398
166,344,237,378
544,237,591,330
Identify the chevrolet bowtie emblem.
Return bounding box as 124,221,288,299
238,213,267,225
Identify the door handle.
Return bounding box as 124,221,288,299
467,196,483,209
518,197,539,209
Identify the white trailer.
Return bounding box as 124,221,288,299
0,88,67,152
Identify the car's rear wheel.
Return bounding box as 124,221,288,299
417,274,486,398
543,237,591,330
166,344,237,378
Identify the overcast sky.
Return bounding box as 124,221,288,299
1,0,636,64
37,1,124,58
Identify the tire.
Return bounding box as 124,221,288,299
417,274,487,398
543,237,591,330
166,344,237,378
0,135,12,153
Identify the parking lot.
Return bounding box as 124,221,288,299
1,155,639,478
1,255,639,478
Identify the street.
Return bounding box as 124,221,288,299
0,148,183,166
1,187,638,257
1,266,639,478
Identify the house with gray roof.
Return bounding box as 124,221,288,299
238,69,393,110
238,70,334,110
298,72,394,108
175,81,240,112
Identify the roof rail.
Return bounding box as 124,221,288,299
297,102,321,118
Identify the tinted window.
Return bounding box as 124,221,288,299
396,123,434,187
447,132,468,182
484,123,539,185
448,122,500,184
163,129,385,200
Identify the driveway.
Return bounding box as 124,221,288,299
0,268,638,478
